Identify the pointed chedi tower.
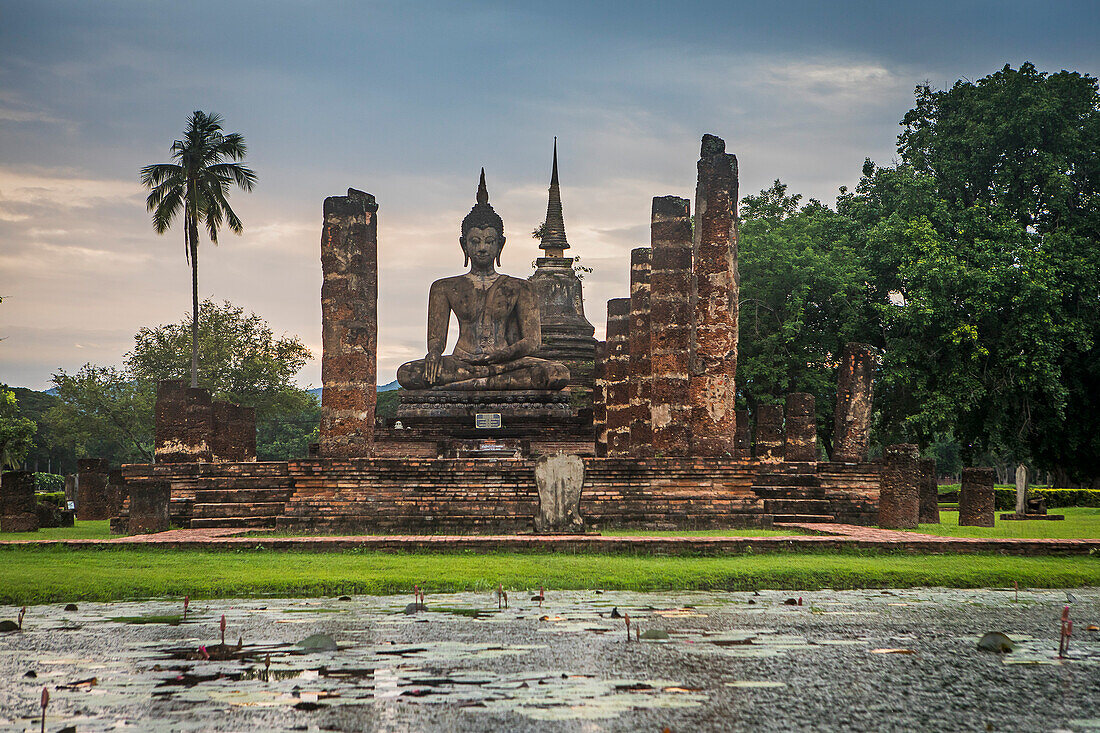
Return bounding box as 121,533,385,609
528,140,598,393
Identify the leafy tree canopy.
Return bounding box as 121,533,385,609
0,388,36,469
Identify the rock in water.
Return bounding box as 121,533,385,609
977,632,1015,653
297,633,338,652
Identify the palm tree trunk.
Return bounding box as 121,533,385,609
189,214,200,388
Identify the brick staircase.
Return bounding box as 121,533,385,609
752,463,835,523
189,487,292,529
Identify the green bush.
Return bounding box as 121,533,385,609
34,491,66,508
33,473,64,492
993,488,1100,510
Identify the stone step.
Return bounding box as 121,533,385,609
772,513,835,523
193,489,292,504
191,502,286,519
753,473,821,488
764,498,833,514
753,486,826,500
190,516,278,529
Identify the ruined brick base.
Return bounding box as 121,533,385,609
121,458,881,534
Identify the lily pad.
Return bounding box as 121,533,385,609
297,633,338,652
977,632,1015,653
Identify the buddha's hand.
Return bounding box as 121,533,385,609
483,348,511,364
425,351,443,384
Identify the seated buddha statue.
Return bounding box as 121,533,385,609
396,170,570,392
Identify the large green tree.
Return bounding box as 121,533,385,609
45,366,154,465
0,388,36,469
140,111,257,389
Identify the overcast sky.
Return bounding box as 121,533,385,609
2,1,1098,390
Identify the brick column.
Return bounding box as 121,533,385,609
918,457,940,524
689,134,739,456
628,247,653,457
77,458,110,520
833,342,875,462
879,443,920,529
958,467,995,527
128,480,170,534
753,404,784,460
320,188,378,457
592,340,608,457
734,409,751,458
106,468,127,519
155,380,214,463
784,393,817,462
604,298,632,457
649,196,693,456
0,471,38,532
212,402,256,462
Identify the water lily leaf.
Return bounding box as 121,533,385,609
639,629,670,640
297,633,338,652
977,632,1015,653
724,681,786,688
870,648,915,654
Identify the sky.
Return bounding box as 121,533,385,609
2,0,1098,391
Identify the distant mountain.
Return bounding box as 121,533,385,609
308,380,398,400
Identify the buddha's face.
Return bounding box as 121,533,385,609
462,226,504,268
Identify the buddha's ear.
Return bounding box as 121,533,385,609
496,235,505,266
460,236,469,267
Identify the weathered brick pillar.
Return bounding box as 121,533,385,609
106,469,127,519
918,457,940,524
604,298,632,457
77,458,110,520
212,402,257,462
879,444,920,529
320,188,378,457
128,480,171,534
155,380,214,463
833,342,875,462
592,340,608,458
689,134,739,456
628,247,653,457
649,196,693,456
734,409,751,458
0,471,39,532
753,404,784,460
784,393,817,462
958,467,995,527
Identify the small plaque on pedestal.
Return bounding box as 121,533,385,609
475,413,502,429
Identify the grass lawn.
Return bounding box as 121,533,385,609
910,507,1100,539
0,546,1097,606
0,520,112,542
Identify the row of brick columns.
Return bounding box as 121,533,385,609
595,133,876,462
879,445,994,528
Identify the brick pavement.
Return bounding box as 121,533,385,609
1,523,1097,556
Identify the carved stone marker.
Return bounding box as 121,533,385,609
1015,463,1028,516
0,471,39,532
649,196,694,455
533,453,586,533
128,480,170,534
784,393,817,462
880,444,920,529
833,342,875,462
320,188,378,457
959,467,996,527
690,133,739,456
753,404,784,460
77,458,110,520
918,457,940,524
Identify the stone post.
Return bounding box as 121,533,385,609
106,468,127,519
64,474,77,506
784,393,817,462
689,134,739,456
734,409,751,458
628,247,653,457
879,444,920,529
128,480,171,534
1015,464,1028,516
833,342,875,462
76,458,110,520
753,404,784,460
918,457,940,524
320,188,378,458
959,467,996,527
649,196,693,456
0,471,38,532
592,340,608,457
604,298,632,457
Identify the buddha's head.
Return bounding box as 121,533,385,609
460,168,505,267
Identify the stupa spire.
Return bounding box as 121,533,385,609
539,139,570,255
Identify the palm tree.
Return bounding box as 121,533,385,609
140,111,257,387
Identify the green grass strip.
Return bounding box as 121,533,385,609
0,546,1097,606
909,507,1100,539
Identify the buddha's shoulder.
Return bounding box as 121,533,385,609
496,274,534,291
429,275,469,290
